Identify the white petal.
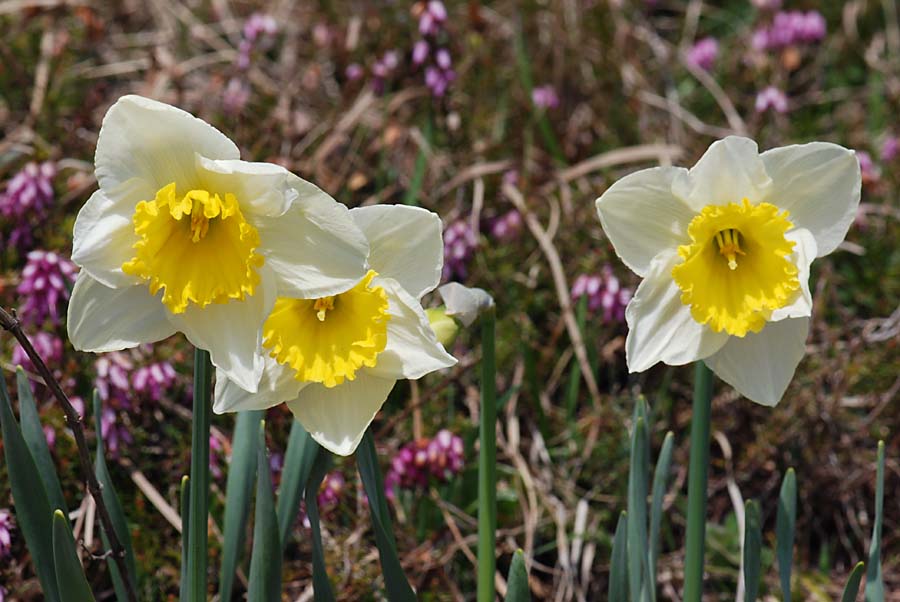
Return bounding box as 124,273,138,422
350,205,444,298
625,251,730,372
212,357,305,414
368,278,458,381
672,136,773,210
287,372,397,456
771,228,817,322
437,282,495,327
67,272,175,352
760,142,861,257
704,317,810,406
252,177,369,298
167,269,277,393
95,95,239,195
196,157,296,218
595,166,695,277
71,188,141,288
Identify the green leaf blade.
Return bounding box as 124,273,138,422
276,418,319,549
842,562,866,602
51,510,96,601
742,500,762,602
504,549,531,602
627,403,649,602
17,367,67,514
247,420,282,602
865,441,885,602
305,445,335,602
776,468,797,601
609,511,628,602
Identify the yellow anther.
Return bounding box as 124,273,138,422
313,296,335,321
715,228,745,270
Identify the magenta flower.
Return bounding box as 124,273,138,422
532,84,560,109
571,266,632,323
385,430,464,499
880,136,899,162
418,1,447,35
16,250,78,326
442,220,477,281
0,509,13,558
0,161,56,251
489,209,523,243
686,37,719,71
755,86,788,114
12,331,63,373
317,471,346,511
132,361,177,401
753,10,826,51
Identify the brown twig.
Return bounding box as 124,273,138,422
0,306,138,602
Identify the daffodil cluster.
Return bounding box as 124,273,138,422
597,136,861,405
68,96,455,455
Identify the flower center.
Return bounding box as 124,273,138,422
121,182,264,314
262,271,390,388
671,199,799,337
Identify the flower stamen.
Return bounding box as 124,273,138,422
715,228,746,270
313,296,335,321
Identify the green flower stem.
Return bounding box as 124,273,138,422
683,362,713,602
187,348,212,600
477,308,498,602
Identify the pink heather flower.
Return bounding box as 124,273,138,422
16,250,78,326
755,86,788,114
532,84,560,110
442,220,477,281
95,352,134,405
752,0,782,9
223,77,251,115
101,406,133,457
686,37,718,71
242,14,277,43
412,40,429,65
345,63,364,81
385,430,464,499
489,210,523,243
44,425,57,449
419,1,447,35
880,136,899,162
426,429,464,479
132,361,177,401
12,331,63,373
317,471,345,511
0,509,13,557
755,11,826,51
372,50,401,94
857,151,881,183
0,161,56,250
571,267,632,323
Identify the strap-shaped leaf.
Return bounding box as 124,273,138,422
93,391,137,599
52,509,96,601
358,430,416,601
17,367,67,514
277,418,319,549
247,420,282,602
742,500,762,602
648,431,674,600
776,468,796,601
0,376,61,601
220,409,263,600
842,562,865,602
627,402,649,602
305,444,335,602
609,511,628,602
504,549,531,602
865,441,885,602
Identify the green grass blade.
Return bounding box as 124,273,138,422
776,468,797,601
0,376,60,602
627,412,649,602
842,562,866,602
609,511,628,602
17,367,67,514
277,418,319,549
358,430,416,601
51,509,96,601
504,549,531,602
305,444,335,602
564,296,588,421
247,420,282,602
187,348,212,601
179,476,190,602
743,500,762,602
683,362,713,602
865,441,885,602
648,431,674,599
219,409,263,600
477,309,498,602
92,391,137,598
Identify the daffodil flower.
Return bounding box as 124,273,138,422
596,136,861,405
67,95,369,392
213,205,458,455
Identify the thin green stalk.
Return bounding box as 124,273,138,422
477,308,497,602
187,348,212,600
683,362,713,602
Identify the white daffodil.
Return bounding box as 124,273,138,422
67,95,369,393
596,136,861,406
213,204,457,456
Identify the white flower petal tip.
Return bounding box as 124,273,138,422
672,136,773,209
212,358,304,414
287,373,397,456
704,317,810,407
437,282,495,327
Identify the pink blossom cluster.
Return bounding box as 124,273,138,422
372,50,401,95
132,362,177,401
686,37,719,71
752,11,826,51
0,509,13,558
95,352,135,456
442,220,477,281
413,2,455,97
881,136,899,162
0,161,56,251
385,429,464,499
755,86,788,114
12,331,63,374
317,471,346,511
571,266,632,323
16,250,77,327
489,209,523,243
224,13,277,114
532,84,560,110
